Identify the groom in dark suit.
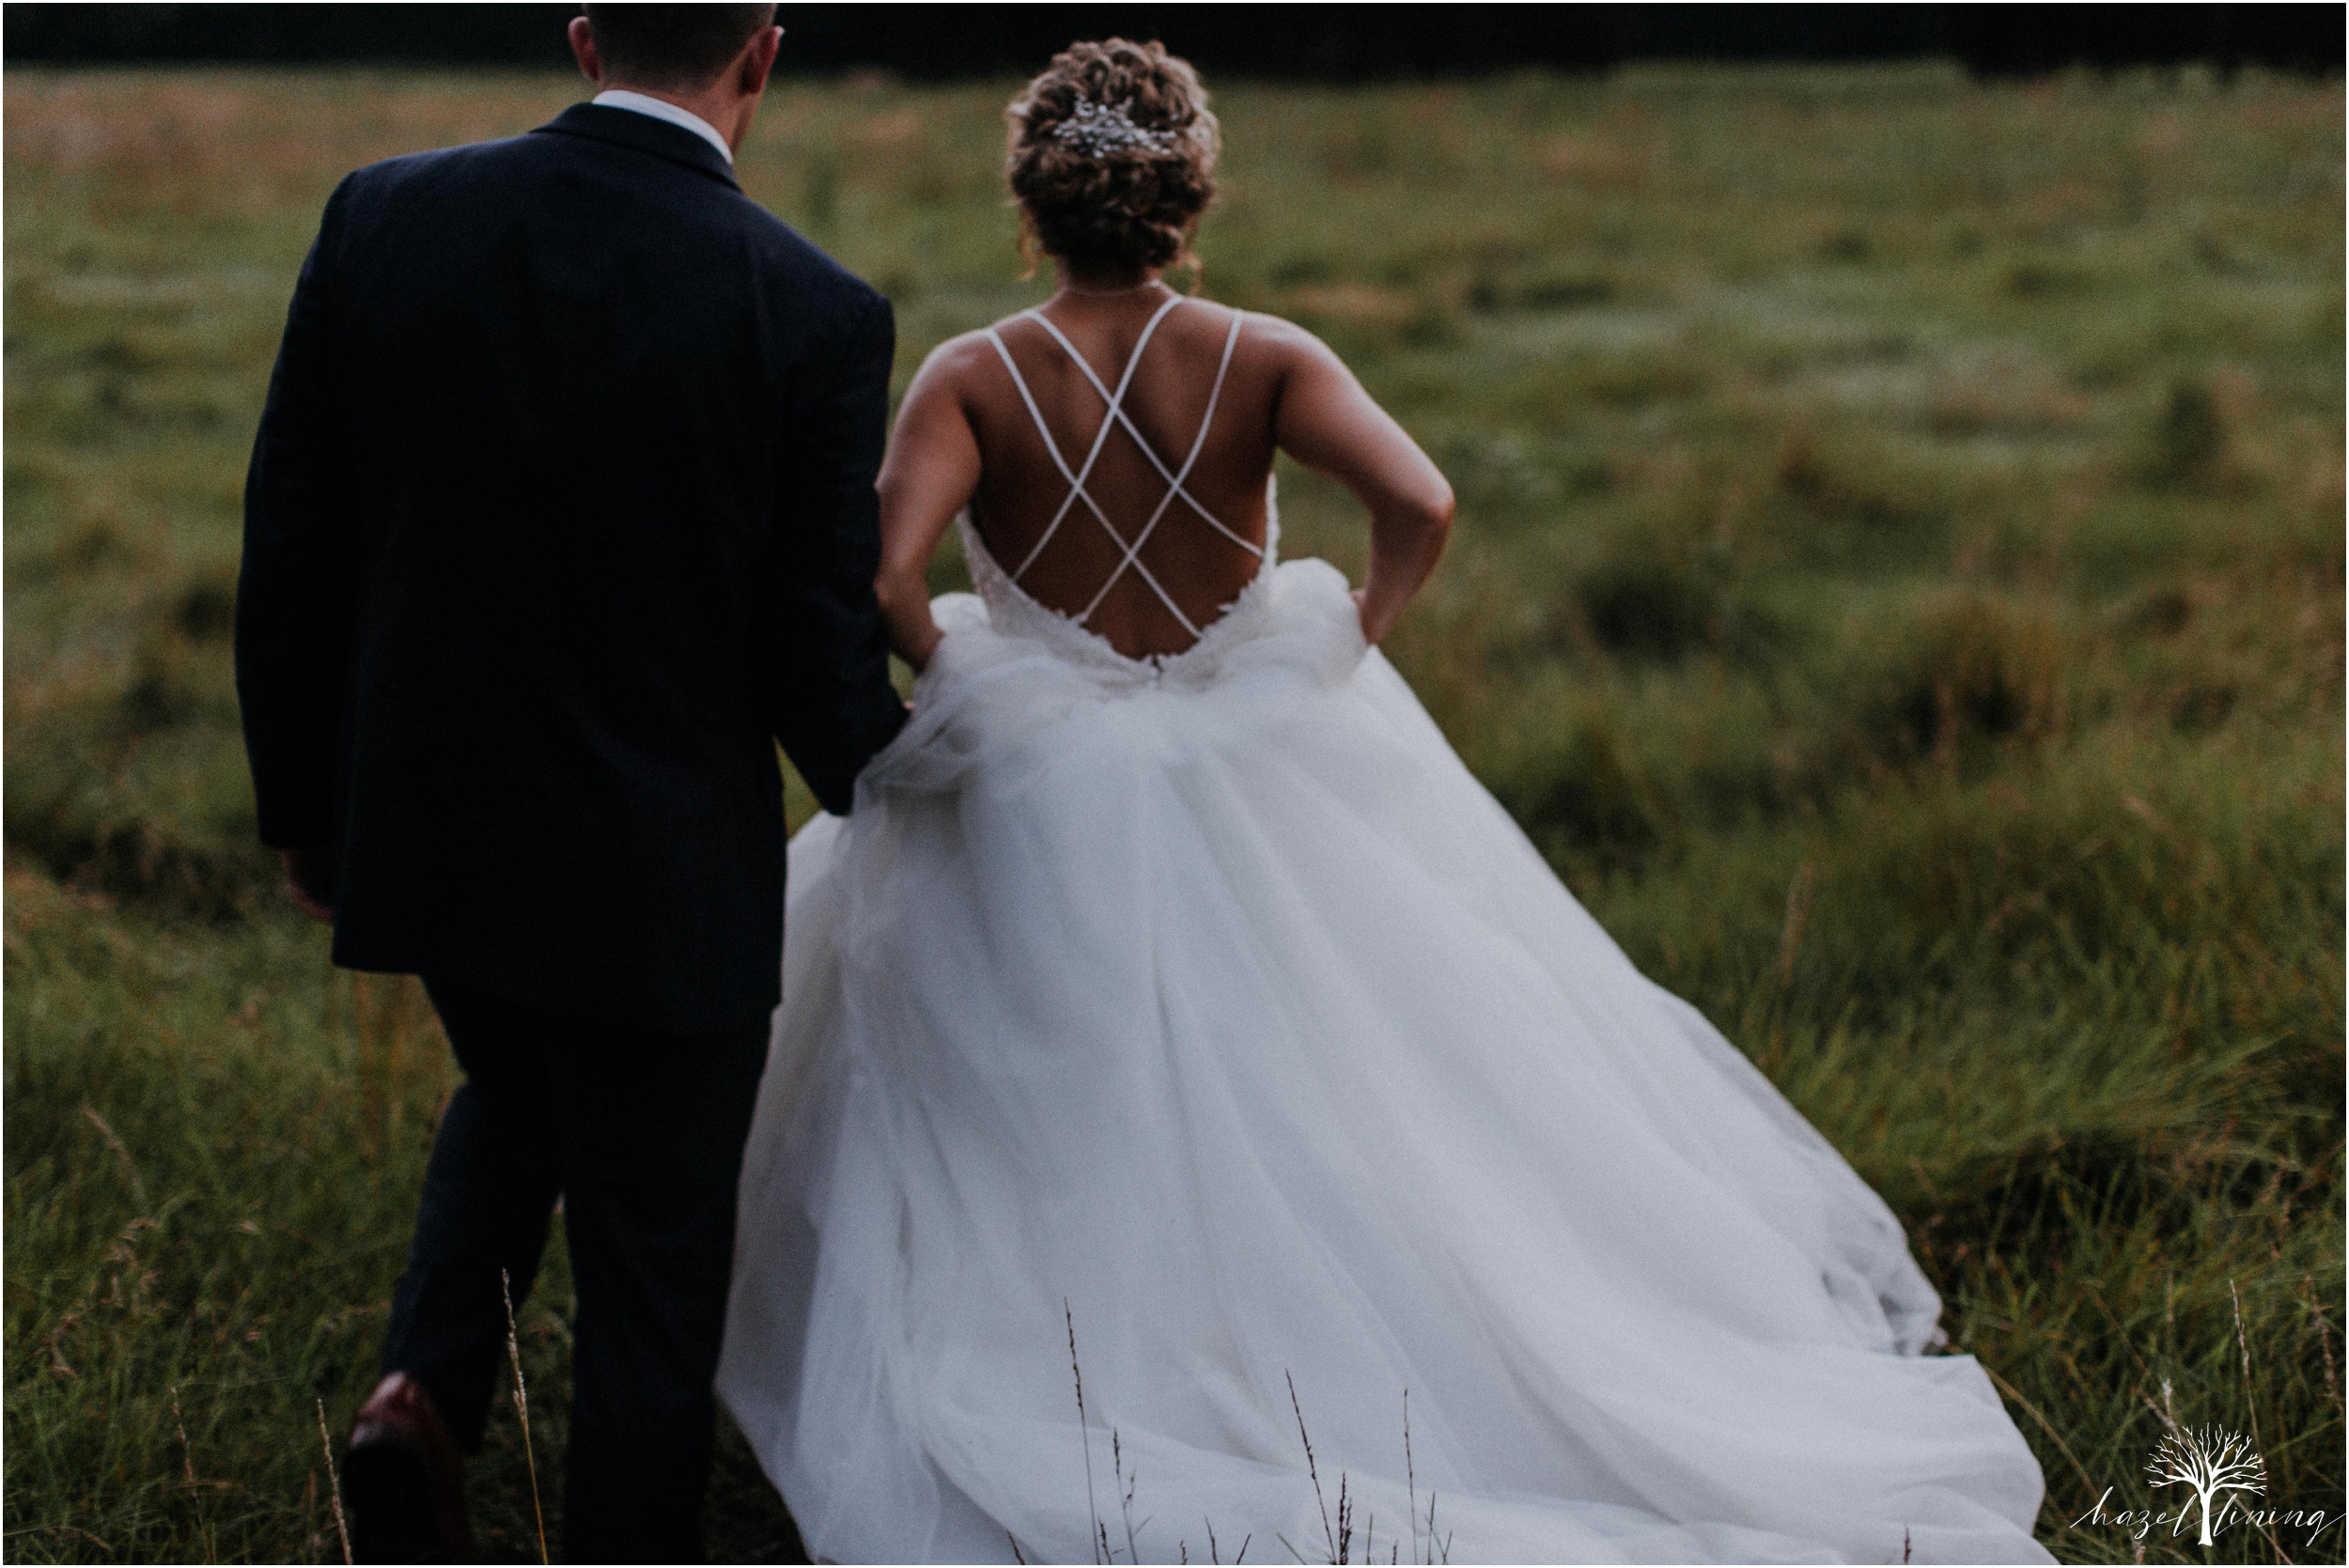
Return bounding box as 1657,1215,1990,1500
236,6,904,1558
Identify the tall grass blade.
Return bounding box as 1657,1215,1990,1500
1068,1299,1104,1565
172,1384,210,1563
503,1268,549,1565
1285,1372,1336,1562
316,1398,352,1566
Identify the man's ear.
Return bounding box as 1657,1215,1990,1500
738,24,783,98
568,15,604,85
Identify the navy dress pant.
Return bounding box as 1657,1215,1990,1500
381,975,770,1561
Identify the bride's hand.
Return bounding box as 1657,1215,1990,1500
1352,585,1407,646
900,616,944,673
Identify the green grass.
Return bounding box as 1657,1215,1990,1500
5,64,2341,1562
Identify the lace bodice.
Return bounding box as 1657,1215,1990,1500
954,483,1282,688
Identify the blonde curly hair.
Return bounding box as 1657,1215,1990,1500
1005,39,1220,275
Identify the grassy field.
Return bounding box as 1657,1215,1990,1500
4,63,2341,1563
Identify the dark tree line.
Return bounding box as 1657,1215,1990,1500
6,2,2341,78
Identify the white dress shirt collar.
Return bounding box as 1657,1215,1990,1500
591,89,734,165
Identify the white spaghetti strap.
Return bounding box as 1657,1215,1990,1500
981,330,1088,581
984,294,1182,582
981,296,1260,641
1021,305,1264,561
987,316,1200,636
1077,307,1247,625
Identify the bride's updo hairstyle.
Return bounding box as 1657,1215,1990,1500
1006,39,1220,276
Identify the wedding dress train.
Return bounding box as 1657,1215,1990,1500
716,305,2052,1565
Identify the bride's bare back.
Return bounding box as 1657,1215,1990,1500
876,281,1455,669
970,291,1271,659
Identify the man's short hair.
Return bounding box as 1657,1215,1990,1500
583,5,777,91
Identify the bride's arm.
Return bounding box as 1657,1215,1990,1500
874,338,987,671
1264,319,1455,645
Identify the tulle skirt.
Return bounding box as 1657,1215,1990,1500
717,553,2052,1564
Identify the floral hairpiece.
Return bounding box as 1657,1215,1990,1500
1050,94,1181,159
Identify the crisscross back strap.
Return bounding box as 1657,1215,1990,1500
1019,306,1263,562
980,297,1256,641
1072,306,1245,625
983,292,1181,582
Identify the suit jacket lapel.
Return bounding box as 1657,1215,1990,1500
536,102,740,190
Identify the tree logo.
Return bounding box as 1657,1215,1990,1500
2073,1419,2336,1550
2143,1425,2266,1547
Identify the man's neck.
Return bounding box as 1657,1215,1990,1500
593,88,736,165
597,80,743,152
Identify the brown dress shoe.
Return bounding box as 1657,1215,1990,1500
343,1373,476,1563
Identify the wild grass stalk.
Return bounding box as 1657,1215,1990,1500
2226,1281,2294,1560
502,1268,550,1565
76,1104,148,1210
169,1384,210,1563
314,1398,351,1566
1113,1427,1145,1564
1285,1372,1336,1562
1067,1298,1105,1564
2299,1275,2337,1410
1403,1390,1416,1566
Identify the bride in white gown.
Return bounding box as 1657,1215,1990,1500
718,39,2052,1565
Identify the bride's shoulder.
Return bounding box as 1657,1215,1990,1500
896,328,1010,408
915,326,1005,376
1227,306,1315,344
1208,305,1324,358
1224,308,1352,382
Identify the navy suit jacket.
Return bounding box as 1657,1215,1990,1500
237,103,908,1032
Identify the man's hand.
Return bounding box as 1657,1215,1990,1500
281,846,338,923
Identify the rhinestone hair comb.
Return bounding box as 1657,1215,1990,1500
1050,94,1182,159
